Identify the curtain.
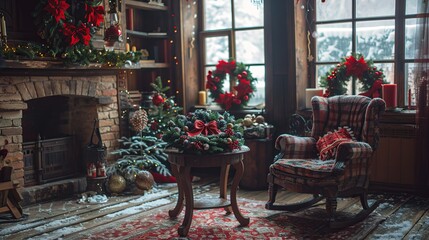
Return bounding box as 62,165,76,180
415,0,429,190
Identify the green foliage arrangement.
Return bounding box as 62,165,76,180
162,109,245,154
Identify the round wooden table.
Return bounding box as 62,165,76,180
166,146,250,237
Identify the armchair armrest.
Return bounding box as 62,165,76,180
332,141,373,175
274,134,318,159
335,141,373,161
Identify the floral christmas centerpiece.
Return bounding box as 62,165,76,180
162,109,245,154
206,59,257,110
34,0,105,57
319,53,388,98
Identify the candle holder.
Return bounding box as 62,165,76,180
0,36,6,48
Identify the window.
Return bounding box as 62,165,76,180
311,0,429,107
200,0,265,107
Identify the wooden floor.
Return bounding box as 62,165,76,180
1,177,429,240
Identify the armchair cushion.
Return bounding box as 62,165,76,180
271,159,336,179
316,126,355,160
275,134,318,159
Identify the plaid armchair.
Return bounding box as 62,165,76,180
265,95,385,228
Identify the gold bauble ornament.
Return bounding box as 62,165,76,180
243,118,253,127
255,115,265,124
135,170,155,190
108,175,127,193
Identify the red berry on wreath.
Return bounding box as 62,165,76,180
237,74,242,79
242,71,247,77
243,95,249,101
152,94,164,106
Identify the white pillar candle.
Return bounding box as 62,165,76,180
198,91,207,105
1,16,6,37
305,88,324,109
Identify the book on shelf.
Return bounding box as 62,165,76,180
126,8,134,30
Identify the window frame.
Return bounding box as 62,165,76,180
309,0,428,108
198,0,265,107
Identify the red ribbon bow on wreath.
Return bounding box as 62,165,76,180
187,120,221,137
345,56,368,79
359,79,383,98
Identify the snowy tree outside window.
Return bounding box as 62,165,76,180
313,0,428,107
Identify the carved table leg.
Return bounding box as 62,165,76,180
168,164,184,218
178,166,193,237
220,164,231,213
230,160,250,226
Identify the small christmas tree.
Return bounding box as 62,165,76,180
145,76,183,139
108,108,171,184
108,76,182,185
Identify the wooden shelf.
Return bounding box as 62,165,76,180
125,0,168,11
127,30,168,38
139,62,169,68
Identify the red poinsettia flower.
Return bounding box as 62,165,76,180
216,60,236,74
44,0,70,23
85,4,105,27
344,55,368,79
62,23,91,46
234,79,253,99
216,92,235,110
217,92,242,110
205,71,217,90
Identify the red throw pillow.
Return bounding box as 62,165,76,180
316,127,355,160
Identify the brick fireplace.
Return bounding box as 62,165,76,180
0,65,123,204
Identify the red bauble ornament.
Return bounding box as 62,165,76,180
152,94,165,106
150,121,159,131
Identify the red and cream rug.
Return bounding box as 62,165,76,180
80,197,384,240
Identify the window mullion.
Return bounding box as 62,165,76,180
395,0,406,107
352,0,357,95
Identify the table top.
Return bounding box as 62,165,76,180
165,146,250,167
164,145,250,157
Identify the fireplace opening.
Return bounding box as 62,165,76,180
22,96,98,186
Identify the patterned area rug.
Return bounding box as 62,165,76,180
82,195,385,240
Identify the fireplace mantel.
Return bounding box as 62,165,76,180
1,60,124,76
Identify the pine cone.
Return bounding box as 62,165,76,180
130,109,148,132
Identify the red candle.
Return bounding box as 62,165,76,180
408,88,412,109
382,84,397,109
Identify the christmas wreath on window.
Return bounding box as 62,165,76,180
206,60,257,110
162,109,245,154
319,53,388,98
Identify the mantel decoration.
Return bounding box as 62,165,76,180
319,53,388,98
0,0,140,66
206,59,257,110
162,109,245,154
